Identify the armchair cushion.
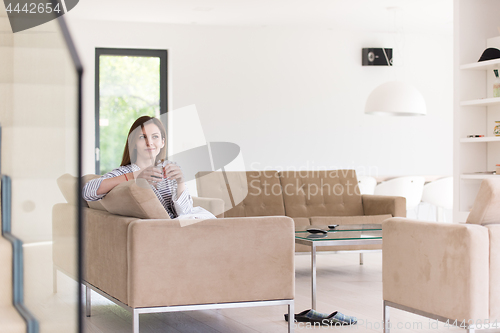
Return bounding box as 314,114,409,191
100,179,170,220
467,178,500,225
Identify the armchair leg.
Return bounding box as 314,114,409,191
86,285,91,317
133,310,139,333
288,302,294,333
359,253,364,265
384,301,390,333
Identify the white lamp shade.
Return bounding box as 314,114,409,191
365,81,426,116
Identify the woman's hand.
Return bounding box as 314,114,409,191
163,163,184,184
134,165,164,184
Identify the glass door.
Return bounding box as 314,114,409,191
0,9,82,333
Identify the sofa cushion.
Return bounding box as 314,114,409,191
293,217,312,252
310,215,392,226
100,179,170,219
57,173,106,210
362,195,406,217
196,171,285,218
292,217,311,231
279,170,364,218
57,173,80,205
467,178,500,225
57,173,88,207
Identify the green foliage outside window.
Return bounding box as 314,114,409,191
99,55,160,175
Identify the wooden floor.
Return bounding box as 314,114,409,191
83,251,496,333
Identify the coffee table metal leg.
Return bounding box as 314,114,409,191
288,301,294,333
311,244,316,310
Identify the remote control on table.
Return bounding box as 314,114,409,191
306,228,328,234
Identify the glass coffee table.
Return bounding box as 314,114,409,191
295,224,382,310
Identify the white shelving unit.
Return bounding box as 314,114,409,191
454,0,500,222
460,97,500,106
460,58,500,71
460,136,500,143
460,173,497,179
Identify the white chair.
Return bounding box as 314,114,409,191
374,176,425,216
421,176,453,222
357,176,377,195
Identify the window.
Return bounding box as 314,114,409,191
95,48,167,174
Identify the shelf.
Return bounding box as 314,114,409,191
460,58,500,70
460,136,500,143
461,173,498,179
460,97,500,106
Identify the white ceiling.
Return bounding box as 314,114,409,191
68,0,453,34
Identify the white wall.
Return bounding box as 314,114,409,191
66,18,453,178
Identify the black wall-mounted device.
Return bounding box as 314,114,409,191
362,48,393,66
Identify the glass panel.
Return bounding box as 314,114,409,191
0,9,80,333
295,225,382,241
99,55,160,175
295,231,382,241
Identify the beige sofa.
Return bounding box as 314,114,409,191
383,178,500,332
196,170,406,253
53,175,295,333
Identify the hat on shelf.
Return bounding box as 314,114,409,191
478,48,500,62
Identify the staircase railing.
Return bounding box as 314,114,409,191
1,125,39,333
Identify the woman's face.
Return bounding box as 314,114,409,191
133,122,165,163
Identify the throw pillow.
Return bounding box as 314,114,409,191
466,178,500,225
100,179,170,219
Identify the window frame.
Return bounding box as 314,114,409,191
94,48,168,174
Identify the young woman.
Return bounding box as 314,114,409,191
83,116,215,220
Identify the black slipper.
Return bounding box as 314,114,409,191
284,309,357,325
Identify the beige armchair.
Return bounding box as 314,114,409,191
383,179,500,333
